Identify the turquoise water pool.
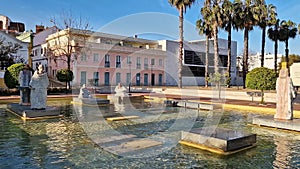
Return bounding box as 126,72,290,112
0,100,300,169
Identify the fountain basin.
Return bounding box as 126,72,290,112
71,97,110,106
7,103,62,120
253,116,300,132
180,128,256,155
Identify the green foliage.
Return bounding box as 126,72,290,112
246,67,277,91
279,54,300,69
207,72,230,99
207,72,229,85
4,63,25,89
278,20,298,42
246,67,277,104
56,69,74,82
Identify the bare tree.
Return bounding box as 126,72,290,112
0,37,23,69
47,10,92,90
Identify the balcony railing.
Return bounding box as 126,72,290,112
116,62,121,68
105,61,110,68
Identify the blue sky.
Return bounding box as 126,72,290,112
2,0,300,56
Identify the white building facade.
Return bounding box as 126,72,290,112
248,52,283,71
158,38,238,86
32,26,58,71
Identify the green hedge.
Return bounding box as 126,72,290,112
4,63,26,89
246,67,277,103
246,67,277,91
56,69,74,83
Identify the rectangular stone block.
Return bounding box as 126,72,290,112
7,103,62,119
181,128,256,152
106,115,139,121
253,116,300,132
73,97,110,105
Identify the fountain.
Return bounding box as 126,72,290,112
2,96,300,168
71,84,110,106
107,83,144,104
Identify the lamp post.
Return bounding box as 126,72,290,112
129,61,132,93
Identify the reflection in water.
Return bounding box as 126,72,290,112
0,100,300,168
114,96,125,112
273,137,294,169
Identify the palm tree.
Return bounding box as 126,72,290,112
201,0,224,75
168,0,196,88
256,1,277,67
267,19,280,73
233,0,260,89
221,0,235,87
197,0,213,87
196,19,213,87
278,20,298,68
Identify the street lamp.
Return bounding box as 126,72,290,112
129,61,132,94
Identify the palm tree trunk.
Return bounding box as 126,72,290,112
205,35,209,87
243,28,249,89
213,22,219,74
274,39,278,73
261,27,266,67
285,40,289,68
227,24,232,88
178,6,184,88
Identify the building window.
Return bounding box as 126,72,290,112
105,54,110,67
126,73,131,85
219,55,228,67
184,50,204,65
159,74,163,86
182,66,205,77
81,54,87,62
93,72,99,86
144,58,148,70
116,72,121,84
144,73,148,86
136,57,141,69
151,58,155,66
93,53,99,62
104,72,110,86
80,71,87,86
159,59,163,66
127,56,131,64
116,55,121,68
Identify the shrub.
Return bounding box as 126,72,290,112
4,63,25,89
246,67,277,103
56,69,74,83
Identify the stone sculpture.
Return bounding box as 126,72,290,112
29,64,49,110
275,64,297,120
18,64,32,105
115,83,127,97
113,83,128,111
78,84,92,98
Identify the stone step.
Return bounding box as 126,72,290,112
106,115,139,121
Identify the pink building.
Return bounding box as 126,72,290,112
46,29,166,87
